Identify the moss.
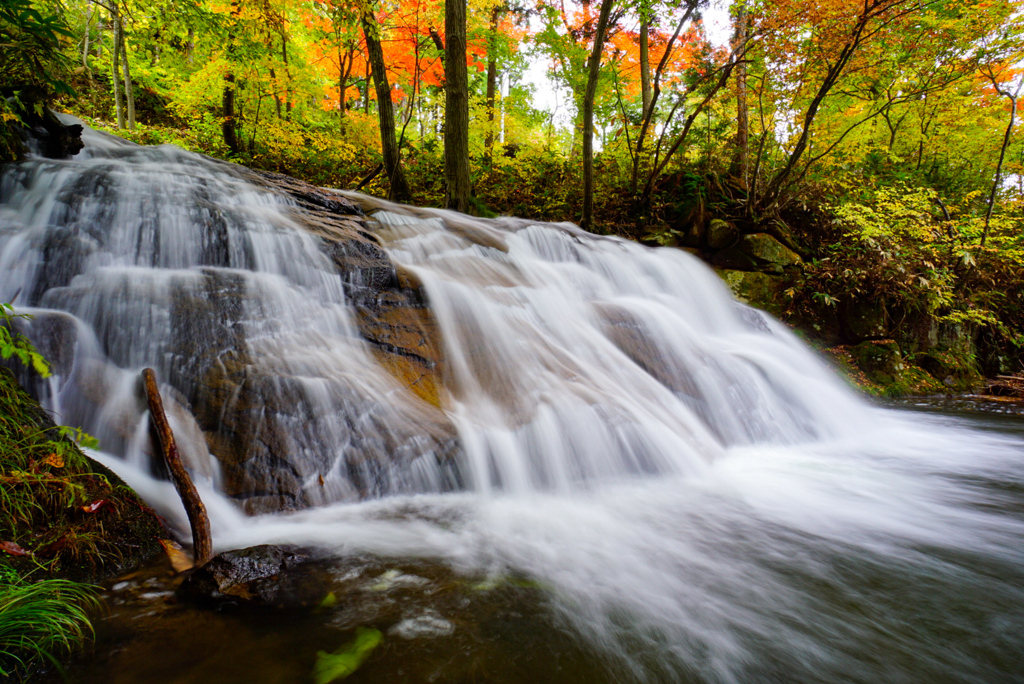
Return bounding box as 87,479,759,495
717,269,789,317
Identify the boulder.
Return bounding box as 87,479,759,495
737,233,802,270
178,545,330,610
706,219,737,249
717,269,787,316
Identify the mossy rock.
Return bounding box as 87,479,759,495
738,233,802,269
717,269,787,317
706,219,737,249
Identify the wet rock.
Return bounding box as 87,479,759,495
706,218,737,249
3,92,85,159
178,545,330,610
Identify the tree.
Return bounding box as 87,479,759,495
980,65,1023,245
444,0,470,211
581,0,616,231
361,1,412,202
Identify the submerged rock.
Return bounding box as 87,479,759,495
178,544,331,610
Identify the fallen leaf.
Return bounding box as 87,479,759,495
81,500,111,513
44,453,64,468
158,539,194,573
0,541,30,556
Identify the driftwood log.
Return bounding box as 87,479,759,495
142,368,213,566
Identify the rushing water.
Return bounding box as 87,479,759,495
3,125,1024,683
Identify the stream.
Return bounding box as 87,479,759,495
2,122,1023,683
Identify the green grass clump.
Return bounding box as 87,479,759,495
0,565,98,679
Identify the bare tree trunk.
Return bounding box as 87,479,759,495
444,0,471,212
484,6,502,163
186,27,194,65
363,59,371,114
639,16,651,119
119,20,135,130
581,0,616,232
143,369,213,568
281,32,292,120
222,73,240,154
361,8,412,202
730,2,749,187
82,7,93,80
112,10,124,130
981,75,1022,246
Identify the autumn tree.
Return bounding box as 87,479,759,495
361,0,413,201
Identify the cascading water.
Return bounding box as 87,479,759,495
2,123,1023,683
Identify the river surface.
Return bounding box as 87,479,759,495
2,124,1022,683
46,398,1021,684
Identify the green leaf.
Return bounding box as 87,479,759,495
312,627,383,684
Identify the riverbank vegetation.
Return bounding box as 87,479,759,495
0,307,163,678
2,0,1024,388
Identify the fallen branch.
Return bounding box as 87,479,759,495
142,368,213,567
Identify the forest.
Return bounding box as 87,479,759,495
3,0,1024,391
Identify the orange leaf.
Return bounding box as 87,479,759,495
81,500,110,513
44,453,64,468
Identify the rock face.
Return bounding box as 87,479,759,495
178,545,330,610
4,142,459,514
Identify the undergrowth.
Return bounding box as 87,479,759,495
0,565,99,680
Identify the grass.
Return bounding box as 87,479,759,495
0,566,99,680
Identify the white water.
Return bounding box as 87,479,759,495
3,126,1024,682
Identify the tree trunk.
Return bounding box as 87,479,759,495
82,7,93,80
581,0,616,232
444,0,471,212
484,7,503,162
282,32,292,119
119,20,135,130
222,73,240,154
269,67,283,119
112,11,124,130
729,3,749,187
982,77,1022,246
639,17,651,120
142,368,213,567
363,59,371,114
361,8,412,202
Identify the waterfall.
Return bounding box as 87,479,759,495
3,122,1023,683
1,122,869,508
